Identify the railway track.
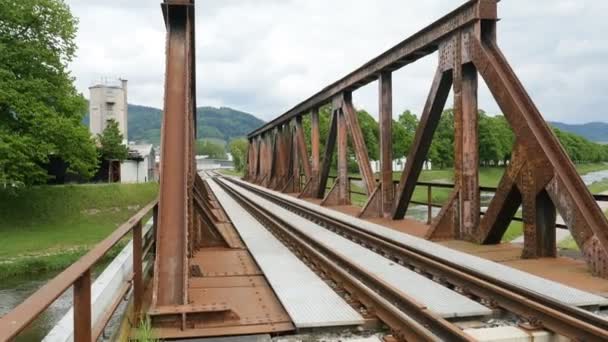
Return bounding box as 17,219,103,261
215,175,608,341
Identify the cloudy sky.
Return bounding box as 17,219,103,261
65,0,607,124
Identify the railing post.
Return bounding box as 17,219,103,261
133,220,143,322
427,185,432,224
74,269,92,342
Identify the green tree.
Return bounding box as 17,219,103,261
392,119,408,159
97,119,128,161
229,138,248,171
196,140,226,159
0,0,98,187
398,110,418,145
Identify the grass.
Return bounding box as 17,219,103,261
588,178,608,194
218,168,245,177
0,182,158,279
572,163,608,175
134,317,159,342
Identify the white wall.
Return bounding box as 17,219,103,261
121,157,152,183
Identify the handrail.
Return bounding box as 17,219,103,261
323,175,606,227
0,199,159,341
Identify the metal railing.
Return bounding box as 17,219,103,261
0,199,159,342
318,175,608,228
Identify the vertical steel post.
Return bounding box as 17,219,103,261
379,72,394,217
133,220,143,321
427,185,433,224
74,270,92,342
454,59,480,240
337,108,349,204
311,108,320,181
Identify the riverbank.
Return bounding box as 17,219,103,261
0,183,158,280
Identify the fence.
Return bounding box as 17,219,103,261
314,175,608,228
0,200,159,342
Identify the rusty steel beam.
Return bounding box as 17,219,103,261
343,93,376,195
295,116,312,180
248,0,496,139
392,69,453,219
153,0,195,308
471,36,608,274
454,60,480,241
73,270,92,342
311,108,320,179
336,99,349,204
379,72,394,217
316,109,338,199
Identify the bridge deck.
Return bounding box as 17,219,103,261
302,198,608,296
208,179,365,328
221,179,494,318
233,177,608,307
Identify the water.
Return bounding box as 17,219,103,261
0,263,117,341
0,272,72,341
581,168,608,187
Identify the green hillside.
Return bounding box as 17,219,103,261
550,121,608,143
85,104,265,145
127,105,265,145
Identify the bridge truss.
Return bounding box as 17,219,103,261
244,0,608,277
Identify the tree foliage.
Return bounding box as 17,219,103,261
276,105,608,171
0,0,98,187
229,138,248,171
196,140,226,159
97,119,128,161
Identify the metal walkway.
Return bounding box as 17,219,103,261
220,179,493,318
208,179,364,328
230,177,608,308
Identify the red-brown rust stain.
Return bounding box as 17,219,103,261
155,19,188,307
440,240,608,295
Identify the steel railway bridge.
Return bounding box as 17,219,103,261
2,0,608,341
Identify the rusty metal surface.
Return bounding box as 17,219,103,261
193,249,261,277
343,93,376,196
391,68,452,219
247,0,496,138
218,177,472,342
153,227,294,339
244,0,608,277
229,177,608,340
440,240,608,295
154,0,194,308
378,72,393,218
469,36,608,274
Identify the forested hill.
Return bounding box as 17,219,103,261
124,105,265,144
550,122,608,143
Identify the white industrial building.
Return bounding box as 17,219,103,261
120,145,156,183
369,157,432,173
89,79,129,143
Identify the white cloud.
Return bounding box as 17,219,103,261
65,0,608,124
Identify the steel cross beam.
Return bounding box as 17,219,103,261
248,0,496,139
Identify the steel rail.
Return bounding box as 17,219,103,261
224,177,608,341
215,177,473,341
